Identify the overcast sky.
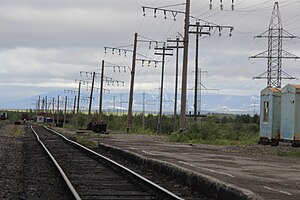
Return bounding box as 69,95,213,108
0,0,300,108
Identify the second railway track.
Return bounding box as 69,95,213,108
31,126,184,200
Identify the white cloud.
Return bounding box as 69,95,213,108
0,0,299,109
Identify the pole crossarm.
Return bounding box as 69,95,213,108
253,71,298,80
104,46,133,57
189,22,234,37
64,89,77,94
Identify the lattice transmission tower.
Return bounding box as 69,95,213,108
250,2,299,88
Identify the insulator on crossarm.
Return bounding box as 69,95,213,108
149,42,152,50
164,10,167,19
143,7,146,16
118,66,121,72
124,50,127,57
148,60,151,67
154,9,157,18
209,0,213,10
113,66,115,72
118,49,121,56
142,60,144,67
229,27,233,37
218,26,222,37
104,47,107,54
172,11,177,21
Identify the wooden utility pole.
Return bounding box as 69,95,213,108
45,96,48,119
64,96,67,124
127,33,138,132
189,22,209,121
194,24,200,121
99,60,105,116
155,46,173,133
167,37,184,130
88,72,96,116
73,95,77,114
179,0,190,131
52,97,55,123
76,81,81,114
142,92,145,130
38,95,41,113
56,95,60,123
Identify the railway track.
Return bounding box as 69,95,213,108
31,126,184,200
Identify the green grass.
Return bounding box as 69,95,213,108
168,121,259,146
128,127,157,135
271,150,300,157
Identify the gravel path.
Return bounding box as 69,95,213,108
0,124,73,199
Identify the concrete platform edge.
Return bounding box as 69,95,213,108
98,142,262,200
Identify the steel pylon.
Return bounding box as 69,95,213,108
250,2,299,88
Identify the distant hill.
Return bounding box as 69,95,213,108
0,91,260,115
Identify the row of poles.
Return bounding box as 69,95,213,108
125,1,233,132
34,1,233,132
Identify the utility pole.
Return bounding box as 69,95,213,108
179,0,191,131
73,95,77,114
38,95,41,113
120,94,123,114
57,95,60,123
88,72,96,116
167,37,184,130
64,96,67,124
188,69,218,119
45,96,48,119
189,22,210,121
142,92,145,130
127,33,138,132
113,96,116,114
250,2,299,88
76,81,81,114
142,1,234,131
52,97,55,123
99,60,105,116
197,69,210,117
155,46,173,133
105,34,162,131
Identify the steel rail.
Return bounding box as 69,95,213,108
30,126,81,200
43,125,185,200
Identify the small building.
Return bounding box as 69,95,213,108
0,112,7,120
36,116,45,123
280,84,300,144
259,87,281,144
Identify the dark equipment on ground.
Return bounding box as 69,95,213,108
56,122,63,128
14,121,22,125
87,122,109,134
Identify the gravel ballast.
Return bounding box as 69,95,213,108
0,124,73,199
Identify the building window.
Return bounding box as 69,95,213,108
263,101,269,122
